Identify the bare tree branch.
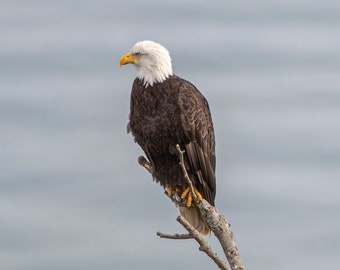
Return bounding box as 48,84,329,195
175,144,244,270
157,231,193,240
138,156,153,174
137,145,245,270
175,144,197,201
197,199,244,270
157,215,230,270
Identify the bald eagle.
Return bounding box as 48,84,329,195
120,40,216,235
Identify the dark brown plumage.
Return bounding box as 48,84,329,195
128,75,216,207
121,40,216,235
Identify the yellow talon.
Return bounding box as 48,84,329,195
181,187,190,199
167,187,173,197
194,189,203,201
180,187,203,208
187,191,192,207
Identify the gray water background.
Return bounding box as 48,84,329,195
1,0,340,269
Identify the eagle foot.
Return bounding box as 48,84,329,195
165,186,183,207
167,186,181,198
180,187,203,208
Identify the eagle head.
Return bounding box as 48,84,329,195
120,40,173,86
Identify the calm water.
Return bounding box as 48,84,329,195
1,1,340,269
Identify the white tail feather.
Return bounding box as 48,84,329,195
179,206,210,236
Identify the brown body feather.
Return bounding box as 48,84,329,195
128,75,216,234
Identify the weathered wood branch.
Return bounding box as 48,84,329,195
138,156,153,174
197,199,244,270
138,144,244,270
175,144,197,201
158,215,229,270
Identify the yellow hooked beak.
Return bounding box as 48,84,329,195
120,53,139,67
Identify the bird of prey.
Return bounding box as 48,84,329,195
120,40,216,235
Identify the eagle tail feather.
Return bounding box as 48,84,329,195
179,205,210,236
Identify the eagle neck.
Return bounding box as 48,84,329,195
140,75,174,89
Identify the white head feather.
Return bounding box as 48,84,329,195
129,40,173,86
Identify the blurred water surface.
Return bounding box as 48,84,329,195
1,1,340,269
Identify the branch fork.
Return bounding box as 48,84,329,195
138,144,244,270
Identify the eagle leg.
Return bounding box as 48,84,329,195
180,187,203,208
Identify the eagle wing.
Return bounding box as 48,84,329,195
178,80,216,206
